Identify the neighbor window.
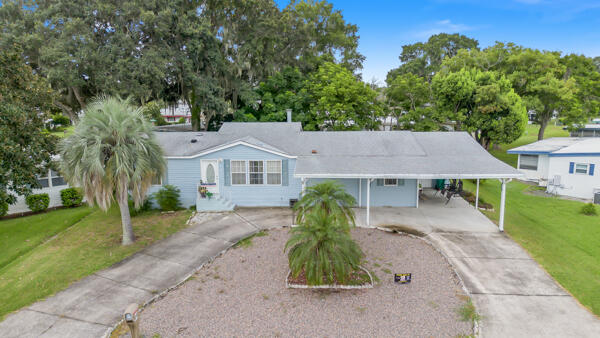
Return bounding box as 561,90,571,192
384,178,397,186
50,170,66,187
575,163,589,174
519,154,538,170
249,160,264,185
36,172,49,188
231,160,247,185
266,160,282,185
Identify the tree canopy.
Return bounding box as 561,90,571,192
0,45,57,215
0,0,365,131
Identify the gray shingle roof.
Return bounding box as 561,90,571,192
155,122,521,179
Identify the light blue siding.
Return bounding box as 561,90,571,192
155,144,417,209
308,178,417,207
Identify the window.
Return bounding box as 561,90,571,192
50,170,66,186
249,160,264,185
575,163,589,174
37,172,49,188
384,178,397,186
519,154,538,170
152,173,163,186
231,160,246,185
266,160,282,185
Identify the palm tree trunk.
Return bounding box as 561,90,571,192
117,196,135,245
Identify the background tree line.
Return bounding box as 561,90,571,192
385,33,600,146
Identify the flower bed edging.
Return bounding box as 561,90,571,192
285,266,374,289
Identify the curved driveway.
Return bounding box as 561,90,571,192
1,202,599,337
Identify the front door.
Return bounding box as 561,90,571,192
200,159,219,194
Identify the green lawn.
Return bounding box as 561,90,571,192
48,125,74,138
489,122,569,167
0,206,192,319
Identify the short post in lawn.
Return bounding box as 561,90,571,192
123,303,140,338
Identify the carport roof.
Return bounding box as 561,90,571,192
155,122,522,179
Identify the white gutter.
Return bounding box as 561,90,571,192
294,173,523,179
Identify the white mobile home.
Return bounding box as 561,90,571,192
508,138,600,200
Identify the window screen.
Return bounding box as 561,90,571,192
519,155,538,170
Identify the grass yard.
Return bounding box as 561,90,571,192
489,122,569,167
0,206,192,320
48,125,75,138
463,179,600,316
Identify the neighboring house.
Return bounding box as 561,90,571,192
160,100,192,123
7,168,70,215
508,138,600,200
151,121,520,228
569,124,600,137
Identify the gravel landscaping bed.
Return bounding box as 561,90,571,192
137,228,472,337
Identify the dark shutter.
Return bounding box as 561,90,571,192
282,159,289,186
376,179,383,186
590,164,595,176
569,162,574,174
224,159,230,186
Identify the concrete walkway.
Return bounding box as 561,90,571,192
0,212,262,338
356,192,600,337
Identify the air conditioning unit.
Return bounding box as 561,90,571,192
594,189,600,205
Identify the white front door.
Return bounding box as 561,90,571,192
200,159,219,194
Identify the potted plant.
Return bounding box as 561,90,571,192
206,191,213,200
198,186,207,198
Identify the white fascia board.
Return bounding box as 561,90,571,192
294,173,524,179
165,141,297,159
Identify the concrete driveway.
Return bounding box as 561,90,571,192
0,211,279,338
355,191,600,337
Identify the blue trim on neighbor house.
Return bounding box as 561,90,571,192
548,153,600,157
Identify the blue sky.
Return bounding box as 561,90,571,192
277,0,600,84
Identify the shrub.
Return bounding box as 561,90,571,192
0,200,8,217
286,208,363,285
51,113,71,127
25,193,50,213
128,195,154,216
153,185,182,211
580,203,597,216
60,188,83,207
177,117,186,124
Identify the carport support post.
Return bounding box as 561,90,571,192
499,178,507,232
475,179,480,210
366,178,372,227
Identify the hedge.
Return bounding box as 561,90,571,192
25,193,50,213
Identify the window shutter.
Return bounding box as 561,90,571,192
377,179,383,186
282,159,289,186
590,164,595,176
224,159,230,186
397,179,405,186
569,162,574,174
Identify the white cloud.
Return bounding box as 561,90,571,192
413,19,475,39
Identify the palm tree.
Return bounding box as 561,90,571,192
285,208,363,285
59,96,165,245
294,180,357,229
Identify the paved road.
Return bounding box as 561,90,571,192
0,212,260,338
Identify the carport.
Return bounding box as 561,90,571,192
295,132,522,231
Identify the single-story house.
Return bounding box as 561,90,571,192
508,137,600,200
569,123,600,138
152,121,521,230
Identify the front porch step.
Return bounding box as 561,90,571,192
196,193,235,211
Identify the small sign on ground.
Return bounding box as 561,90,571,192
394,273,411,284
